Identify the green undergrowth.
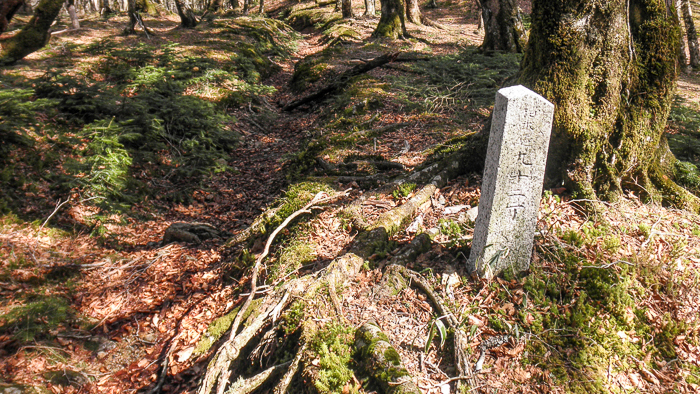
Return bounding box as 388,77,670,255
310,321,357,394
0,15,297,215
388,48,521,115
469,216,700,392
668,96,700,168
286,46,519,181
0,296,75,343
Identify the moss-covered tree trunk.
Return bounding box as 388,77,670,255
0,0,64,64
364,0,375,16
174,0,197,28
480,0,526,52
405,0,420,25
372,0,407,38
680,0,700,67
518,0,699,211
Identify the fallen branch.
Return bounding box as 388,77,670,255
284,52,400,111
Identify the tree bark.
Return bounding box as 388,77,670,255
99,0,112,17
364,0,375,16
259,0,264,14
174,0,197,28
1,0,24,32
0,0,64,64
518,0,699,211
124,0,154,35
677,0,688,66
341,0,352,18
65,0,79,29
681,0,700,67
405,0,420,24
207,0,222,13
480,0,526,52
372,0,407,38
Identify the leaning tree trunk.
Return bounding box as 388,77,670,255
405,0,420,24
364,0,375,16
1,0,25,32
0,0,64,64
480,0,526,52
518,0,699,211
372,0,407,38
681,0,700,68
65,0,79,29
342,0,352,18
174,0,197,28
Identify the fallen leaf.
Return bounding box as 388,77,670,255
177,346,195,363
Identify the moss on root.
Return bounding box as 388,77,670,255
354,322,419,394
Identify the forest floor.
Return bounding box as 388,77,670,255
1,1,700,394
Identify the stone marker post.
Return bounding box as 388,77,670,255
467,85,554,279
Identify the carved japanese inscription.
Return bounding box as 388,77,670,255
467,85,554,279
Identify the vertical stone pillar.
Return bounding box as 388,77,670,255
468,85,554,279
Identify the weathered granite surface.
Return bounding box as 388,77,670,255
468,85,554,279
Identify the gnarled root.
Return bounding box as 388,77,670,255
199,154,472,394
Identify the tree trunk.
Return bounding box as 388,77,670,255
480,0,525,52
243,0,249,14
475,0,484,33
207,0,222,13
230,0,240,10
364,0,374,16
335,0,341,11
0,0,64,64
677,0,688,66
124,0,154,35
518,0,699,211
405,0,420,24
99,0,112,17
174,0,197,28
1,0,25,32
258,0,264,14
65,0,79,29
372,0,407,38
342,0,352,18
681,0,700,67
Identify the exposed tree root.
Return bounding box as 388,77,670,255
385,263,478,389
227,361,292,394
198,130,491,394
283,52,400,111
354,321,421,394
222,207,281,249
